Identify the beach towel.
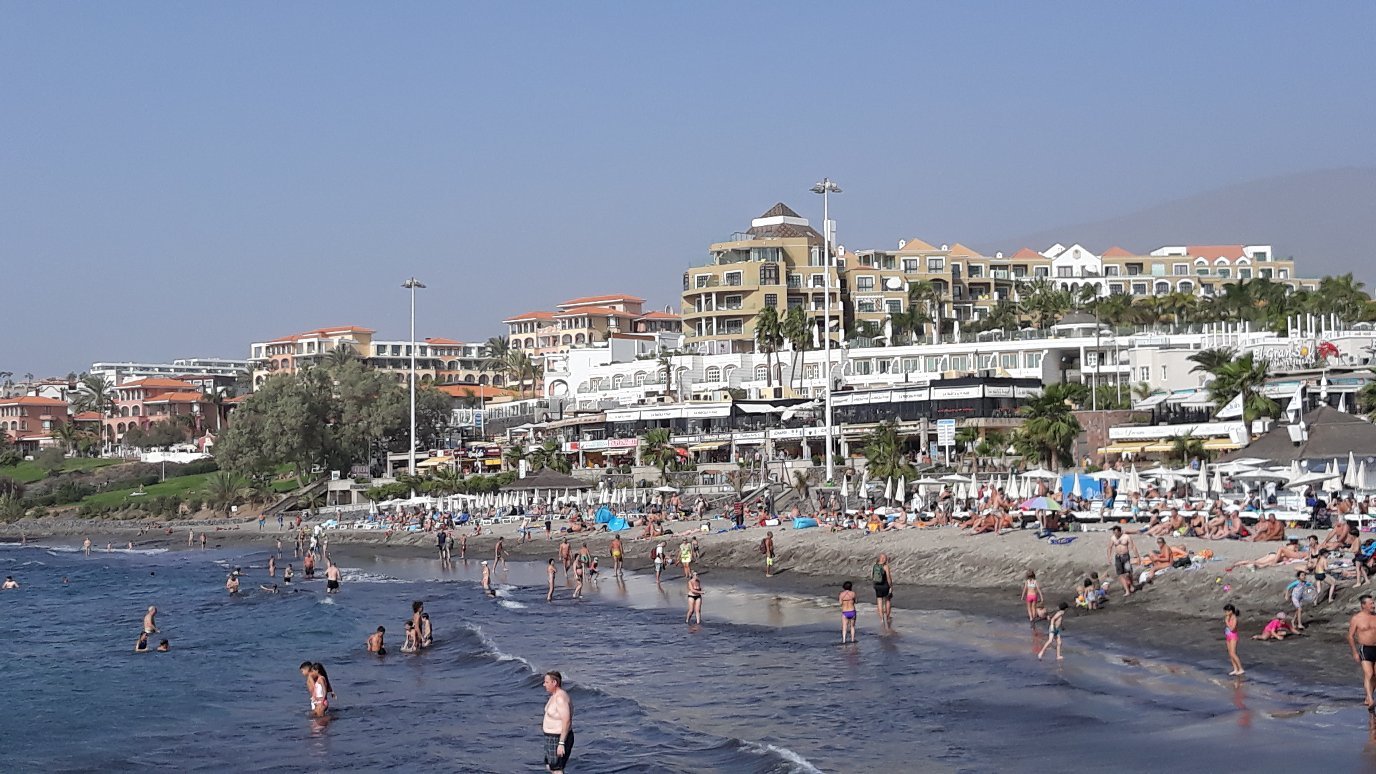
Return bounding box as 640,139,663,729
1048,536,1077,545
792,517,818,530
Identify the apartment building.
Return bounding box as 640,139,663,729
1090,244,1317,298
105,377,218,443
90,358,249,393
0,396,71,453
680,203,842,354
505,294,675,357
249,327,495,389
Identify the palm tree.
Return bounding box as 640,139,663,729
1166,434,1211,465
73,374,115,416
428,466,464,495
861,421,916,481
1131,382,1155,402
978,298,1020,335
790,469,814,507
1206,352,1279,424
52,422,81,456
1313,273,1370,321
203,471,249,515
656,352,676,401
1090,293,1142,328
640,428,677,484
505,350,538,398
1358,378,1376,419
1017,383,1084,468
481,336,512,378
527,437,571,474
503,443,527,473
781,306,811,390
754,306,783,390
1188,347,1237,376
1017,279,1070,330
324,344,359,370
906,281,942,343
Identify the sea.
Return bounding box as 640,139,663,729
3,540,1376,773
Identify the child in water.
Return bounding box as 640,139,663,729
401,621,419,653
1038,602,1069,660
1020,570,1042,623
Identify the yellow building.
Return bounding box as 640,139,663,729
680,203,842,354
505,294,672,356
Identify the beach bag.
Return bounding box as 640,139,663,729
872,563,885,583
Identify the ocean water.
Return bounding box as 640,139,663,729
3,541,1375,773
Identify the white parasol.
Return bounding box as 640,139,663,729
1346,451,1359,489
1022,468,1059,480
895,475,906,503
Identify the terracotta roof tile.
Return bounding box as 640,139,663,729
1187,244,1246,260
0,396,69,407
438,384,518,400
1101,246,1136,258
758,202,803,219
1011,247,1044,259
898,238,938,252
555,306,637,318
424,337,465,346
142,391,209,404
637,311,681,320
503,311,556,323
74,411,104,421
269,325,374,343
946,243,982,258
557,294,645,307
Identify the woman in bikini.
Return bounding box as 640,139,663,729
685,571,703,625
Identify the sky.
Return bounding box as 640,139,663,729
3,2,1375,377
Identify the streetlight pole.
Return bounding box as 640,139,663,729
402,278,426,481
811,178,841,482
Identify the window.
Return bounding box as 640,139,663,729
764,293,778,307
952,285,964,299
1109,282,1124,295
1150,263,1166,276
803,364,819,380
902,258,919,273
1085,351,1098,368
886,299,902,314
1216,267,1231,278
1000,353,1017,369
1155,281,1170,294
695,274,711,288
809,274,826,288
902,357,920,373
1131,282,1148,295
852,360,872,375
978,354,995,369
1126,265,1142,276
759,263,779,285
1139,366,1150,382
1238,268,1251,279
949,355,969,371
857,299,878,313
1103,265,1119,276
723,294,743,310
1033,267,1049,278
750,247,780,262
968,265,984,278
724,271,743,287
682,273,690,291
926,257,945,272
787,273,802,289
925,356,941,372
722,319,743,335
1024,352,1043,368
1259,268,1273,279
856,275,875,291
1173,264,1189,276
1278,269,1289,279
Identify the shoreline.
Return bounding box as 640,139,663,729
4,514,1362,693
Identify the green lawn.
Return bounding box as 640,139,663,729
80,472,218,508
1,457,123,484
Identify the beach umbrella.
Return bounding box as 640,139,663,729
840,476,850,500
895,475,906,503
1089,470,1121,481
1212,466,1224,494
1346,451,1360,489
860,470,870,495
1054,474,1064,494
1196,463,1209,494
1360,461,1370,491
939,473,972,483
1022,496,1061,511
884,478,894,502
1324,473,1344,494
1071,474,1083,499
1022,468,1058,480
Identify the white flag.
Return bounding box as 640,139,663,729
1216,392,1244,420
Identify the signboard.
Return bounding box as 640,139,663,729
608,438,639,448
474,409,484,429
936,418,957,448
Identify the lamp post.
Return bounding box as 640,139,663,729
402,278,426,480
811,178,841,481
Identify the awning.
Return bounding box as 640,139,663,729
604,448,632,455
1202,438,1241,451
417,456,453,468
1098,442,1147,454
689,441,726,452
1141,442,1175,453
1132,393,1168,409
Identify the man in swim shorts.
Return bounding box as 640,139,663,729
1107,525,1139,598
325,561,341,594
143,606,159,636
541,671,574,773
3,576,20,590
839,581,858,643
367,626,387,655
1349,594,1376,709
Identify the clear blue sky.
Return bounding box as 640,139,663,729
3,2,1374,376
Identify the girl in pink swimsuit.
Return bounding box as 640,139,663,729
1021,570,1042,623
1223,604,1244,676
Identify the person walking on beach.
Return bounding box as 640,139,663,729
839,581,858,643
685,571,703,624
654,541,667,583
325,561,341,594
872,554,893,626
1349,594,1376,709
547,559,557,601
1038,602,1068,660
495,536,508,569
573,557,585,599
610,535,624,578
1107,526,1139,597
762,531,776,578
1223,604,1244,676
559,539,573,577
679,538,694,580
200,533,207,550
83,537,93,555
541,671,574,773
1021,570,1042,623
437,529,450,563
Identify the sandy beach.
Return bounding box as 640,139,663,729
3,512,1362,689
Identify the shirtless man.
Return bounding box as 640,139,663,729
494,536,508,568
367,626,387,655
481,560,493,595
1349,594,1376,709
559,539,573,577
1227,539,1306,571
839,581,858,643
303,552,316,580
547,559,557,602
2,576,19,590
324,561,341,594
83,537,92,556
268,556,276,578
143,605,159,635
1108,526,1140,597
1249,514,1285,542
541,671,574,773
225,572,240,594
610,535,624,578
200,533,207,550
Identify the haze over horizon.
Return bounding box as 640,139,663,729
4,3,1374,377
